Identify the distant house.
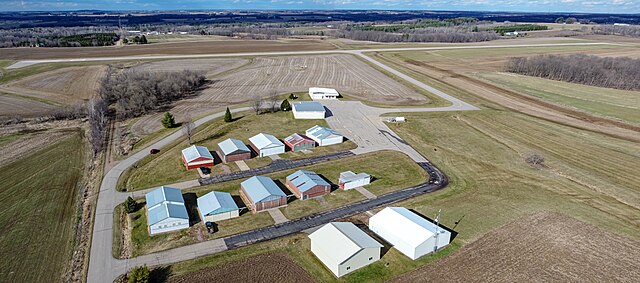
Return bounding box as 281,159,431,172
308,222,383,277
369,207,451,260
309,87,339,100
145,186,189,235
249,133,285,157
286,170,331,200
284,133,315,152
181,145,214,170
197,191,241,223
292,101,326,119
338,171,371,190
218,138,251,163
240,176,288,212
306,125,343,146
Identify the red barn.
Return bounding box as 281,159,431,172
181,145,214,170
284,133,316,152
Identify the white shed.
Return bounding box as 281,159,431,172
292,101,326,119
197,191,240,223
309,222,382,277
309,87,339,100
145,186,190,235
249,133,285,157
305,125,343,146
369,207,451,260
338,171,371,190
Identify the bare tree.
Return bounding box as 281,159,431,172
268,95,280,113
87,98,109,156
252,99,263,115
182,115,195,145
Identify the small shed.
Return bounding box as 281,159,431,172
197,191,241,223
240,176,288,212
309,87,339,100
292,101,326,119
145,186,189,235
308,222,382,277
286,170,331,200
181,145,214,170
284,133,316,152
338,171,371,190
306,125,343,146
249,133,285,157
218,138,251,163
369,207,451,260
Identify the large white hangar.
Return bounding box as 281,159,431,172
309,87,339,100
292,101,326,119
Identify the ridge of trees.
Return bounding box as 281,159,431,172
593,25,640,38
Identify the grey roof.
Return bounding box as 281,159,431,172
287,170,330,193
145,186,188,225
339,171,371,183
249,133,284,150
218,138,250,156
292,101,325,112
181,145,214,162
241,176,286,204
145,186,184,208
306,125,343,140
308,222,382,266
197,191,239,216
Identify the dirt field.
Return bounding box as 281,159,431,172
0,130,67,167
131,54,427,135
0,39,336,60
391,212,640,283
167,253,315,283
0,93,55,117
131,58,249,77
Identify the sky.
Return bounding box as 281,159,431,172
1,0,639,13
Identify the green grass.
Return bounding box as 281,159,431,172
0,131,85,282
474,72,640,125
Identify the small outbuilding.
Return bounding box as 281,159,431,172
218,138,251,163
286,170,331,200
338,171,371,190
308,222,382,278
284,133,316,152
369,207,451,260
240,176,288,212
249,133,285,157
181,145,214,170
305,125,343,146
292,101,326,119
309,87,339,100
145,186,189,235
197,191,241,223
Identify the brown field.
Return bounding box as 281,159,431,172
0,39,336,60
131,58,249,77
391,212,640,283
131,54,427,135
0,94,55,117
0,130,67,167
167,253,315,283
2,65,106,104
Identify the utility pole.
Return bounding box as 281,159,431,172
433,209,441,253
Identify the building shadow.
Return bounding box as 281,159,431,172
182,192,200,226
210,151,223,165
232,195,250,216
317,173,338,192
324,106,333,118
355,223,393,258
273,179,297,204
408,208,459,242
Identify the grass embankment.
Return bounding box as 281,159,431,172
120,111,356,191
0,131,85,282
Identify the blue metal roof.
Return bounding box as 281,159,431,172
147,202,189,225
197,191,239,216
218,138,250,156
292,101,325,112
145,186,184,208
181,145,214,162
287,170,330,193
306,125,342,140
241,176,286,204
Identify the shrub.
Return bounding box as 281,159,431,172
124,197,137,214
161,112,176,128
224,107,233,122
280,99,291,112
128,265,149,283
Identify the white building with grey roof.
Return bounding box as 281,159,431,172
292,101,326,119
197,191,240,223
248,133,285,157
145,186,189,235
305,125,343,146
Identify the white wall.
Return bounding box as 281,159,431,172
342,177,370,190
337,247,381,277
293,109,325,119
203,210,240,223
149,218,189,235
259,145,285,157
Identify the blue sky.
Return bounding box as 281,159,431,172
1,0,639,13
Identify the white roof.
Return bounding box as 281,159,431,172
292,101,325,112
306,125,342,140
181,145,214,162
339,171,370,183
249,133,284,150
370,207,446,247
309,222,382,266
309,87,339,95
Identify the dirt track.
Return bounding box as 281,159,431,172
391,212,640,283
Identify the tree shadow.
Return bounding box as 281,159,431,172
229,115,245,123
149,265,172,283
408,208,459,242
182,193,201,226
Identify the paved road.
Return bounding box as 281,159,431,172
7,42,611,69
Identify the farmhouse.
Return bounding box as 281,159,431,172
309,87,339,100
338,171,371,190
291,101,326,119
145,186,189,235
286,170,331,200
218,138,251,163
249,133,285,157
308,222,383,278
240,176,288,212
305,125,343,146
284,133,315,152
197,191,240,223
369,207,451,260
181,145,214,170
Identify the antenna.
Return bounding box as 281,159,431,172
433,209,441,253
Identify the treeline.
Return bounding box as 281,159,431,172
506,54,640,90
99,68,206,119
593,25,640,38
56,33,118,47
0,27,119,48
494,24,548,34
352,17,479,32
329,27,500,43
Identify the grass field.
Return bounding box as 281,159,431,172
0,131,85,282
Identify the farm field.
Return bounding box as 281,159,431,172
0,129,67,167
131,54,431,135
0,131,85,282
391,212,640,283
116,150,425,257
131,58,249,77
0,92,55,118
